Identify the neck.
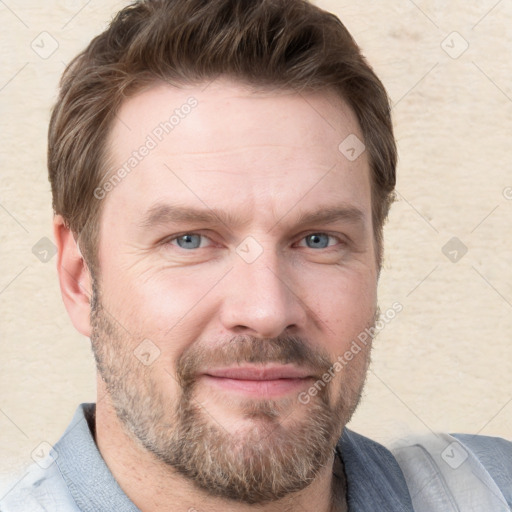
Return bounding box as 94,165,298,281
94,392,347,512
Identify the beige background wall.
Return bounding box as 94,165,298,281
1,0,511,481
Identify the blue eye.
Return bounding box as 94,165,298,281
303,233,336,249
173,234,204,250
166,232,340,252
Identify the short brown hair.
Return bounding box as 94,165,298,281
49,0,396,276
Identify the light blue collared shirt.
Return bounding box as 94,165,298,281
1,403,510,511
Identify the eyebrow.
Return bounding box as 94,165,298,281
138,203,366,232
293,205,365,229
138,203,250,230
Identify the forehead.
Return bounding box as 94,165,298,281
109,78,362,146
102,78,371,227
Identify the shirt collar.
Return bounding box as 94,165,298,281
339,429,414,512
55,403,140,512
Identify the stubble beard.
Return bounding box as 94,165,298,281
90,284,373,505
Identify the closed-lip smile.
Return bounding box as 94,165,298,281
200,364,316,397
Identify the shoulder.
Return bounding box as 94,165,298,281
452,431,512,461
0,457,79,512
391,432,512,511
0,405,95,512
452,433,512,505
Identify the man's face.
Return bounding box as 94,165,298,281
90,79,378,504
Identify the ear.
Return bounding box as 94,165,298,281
53,215,93,337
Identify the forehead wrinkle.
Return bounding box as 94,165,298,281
160,142,331,156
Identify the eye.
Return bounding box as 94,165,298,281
168,233,212,250
298,233,340,249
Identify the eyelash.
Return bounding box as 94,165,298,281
163,232,346,250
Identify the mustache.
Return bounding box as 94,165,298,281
176,334,334,390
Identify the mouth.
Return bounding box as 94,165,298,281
200,365,315,397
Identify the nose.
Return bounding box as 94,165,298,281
218,248,307,339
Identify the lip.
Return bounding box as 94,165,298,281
200,365,315,397
203,365,314,380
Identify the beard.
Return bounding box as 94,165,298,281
90,282,374,505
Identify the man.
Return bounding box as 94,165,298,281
1,0,511,511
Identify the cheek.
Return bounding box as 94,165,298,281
309,268,377,350
103,265,226,348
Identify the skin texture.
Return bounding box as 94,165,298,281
54,78,378,512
